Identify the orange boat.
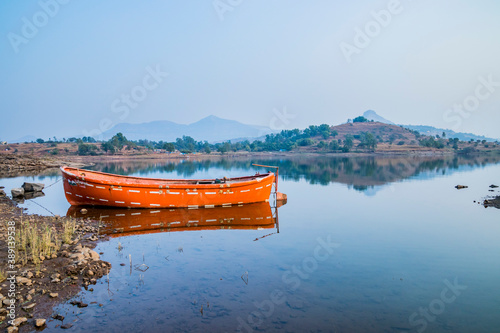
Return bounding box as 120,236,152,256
61,166,275,208
66,202,277,236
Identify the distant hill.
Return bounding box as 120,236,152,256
101,115,274,142
401,125,497,142
360,110,498,142
332,121,418,143
363,110,395,125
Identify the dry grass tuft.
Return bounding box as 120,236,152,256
15,216,64,265
63,218,76,244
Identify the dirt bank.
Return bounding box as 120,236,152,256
0,197,110,332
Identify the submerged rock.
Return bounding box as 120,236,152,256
455,185,468,189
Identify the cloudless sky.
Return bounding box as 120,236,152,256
1,0,499,141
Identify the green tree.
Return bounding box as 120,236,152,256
353,116,368,123
163,142,175,152
217,142,231,154
329,140,339,151
203,142,211,154
343,135,354,152
78,143,98,156
359,132,377,150
101,141,116,154
109,132,128,150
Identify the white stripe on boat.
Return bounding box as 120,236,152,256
256,187,263,190
116,214,125,217
99,199,108,202
150,204,160,207
241,218,251,220
188,220,199,223
169,192,180,194
66,192,72,195
150,210,160,214
206,192,216,195
96,186,106,189
131,202,141,205
115,201,125,204
187,192,198,195
266,184,271,187
188,205,198,209
75,194,83,198
129,190,140,193
205,219,217,222
205,205,214,208
131,213,141,216
149,191,160,194
112,188,122,191
130,225,141,228
240,189,250,193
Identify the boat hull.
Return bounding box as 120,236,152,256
61,166,275,208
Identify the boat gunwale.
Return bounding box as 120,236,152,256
60,166,274,189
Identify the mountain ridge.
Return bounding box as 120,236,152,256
362,110,498,142
100,115,274,142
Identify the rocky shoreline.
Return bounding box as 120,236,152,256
0,197,110,332
0,155,88,179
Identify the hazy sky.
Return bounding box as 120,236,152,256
1,0,499,141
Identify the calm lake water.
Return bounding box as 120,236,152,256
2,155,500,332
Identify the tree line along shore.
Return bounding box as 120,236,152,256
1,120,499,161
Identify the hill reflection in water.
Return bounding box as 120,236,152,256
89,154,500,193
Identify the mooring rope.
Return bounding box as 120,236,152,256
44,177,62,189
29,199,56,216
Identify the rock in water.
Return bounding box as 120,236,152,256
0,189,5,197
11,188,25,197
22,182,45,192
455,185,468,189
35,318,46,327
490,184,499,188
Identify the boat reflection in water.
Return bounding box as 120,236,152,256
66,201,282,237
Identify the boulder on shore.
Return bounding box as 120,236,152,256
11,188,25,197
22,182,45,192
